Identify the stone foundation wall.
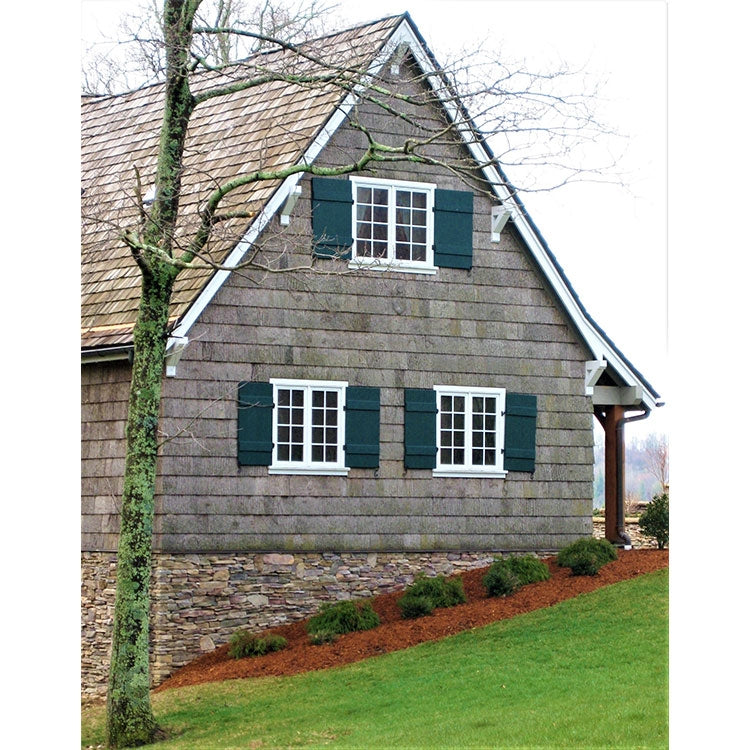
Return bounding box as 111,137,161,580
592,517,658,549
82,549,499,701
81,524,659,702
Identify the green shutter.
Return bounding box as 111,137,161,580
237,381,274,466
311,177,353,259
404,388,438,469
433,188,474,269
344,386,380,468
504,393,537,472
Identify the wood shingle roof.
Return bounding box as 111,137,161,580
81,14,403,350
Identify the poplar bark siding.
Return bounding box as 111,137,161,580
143,78,594,553
81,361,131,550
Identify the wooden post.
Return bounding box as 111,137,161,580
603,405,625,544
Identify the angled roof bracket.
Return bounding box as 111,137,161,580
165,336,189,378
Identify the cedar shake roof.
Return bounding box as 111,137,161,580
81,14,403,350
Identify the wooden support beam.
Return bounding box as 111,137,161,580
603,405,625,545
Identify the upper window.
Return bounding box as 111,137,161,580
434,385,506,477
350,177,436,272
270,379,348,475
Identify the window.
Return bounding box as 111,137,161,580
350,177,436,272
237,380,381,473
271,379,347,474
434,386,507,477
311,177,474,271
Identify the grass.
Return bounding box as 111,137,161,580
82,569,667,749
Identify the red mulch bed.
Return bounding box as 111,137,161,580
155,548,668,693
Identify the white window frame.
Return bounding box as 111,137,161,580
349,176,437,275
269,378,349,476
433,385,507,478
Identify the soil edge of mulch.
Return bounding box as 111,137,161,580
155,548,668,694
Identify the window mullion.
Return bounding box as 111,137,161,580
303,386,312,466
464,395,473,470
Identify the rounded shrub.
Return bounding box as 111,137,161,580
504,555,551,585
557,537,617,570
639,492,669,549
482,563,520,597
396,573,467,619
306,599,380,638
398,594,436,619
483,555,550,597
567,552,601,576
228,631,288,659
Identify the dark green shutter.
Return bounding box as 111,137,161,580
344,386,380,468
237,382,274,466
311,177,353,258
404,388,438,469
433,189,474,269
504,393,537,472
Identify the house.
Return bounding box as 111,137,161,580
81,13,662,698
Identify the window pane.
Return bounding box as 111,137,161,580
412,191,426,209
278,445,290,461
291,444,304,461
396,190,411,207
312,390,324,408
278,389,290,406
292,390,304,407
325,445,337,462
395,243,410,260
373,188,388,204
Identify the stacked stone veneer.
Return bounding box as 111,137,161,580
81,526,661,702
592,517,659,549
81,549,500,701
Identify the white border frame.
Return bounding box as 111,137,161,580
269,378,350,476
433,385,507,478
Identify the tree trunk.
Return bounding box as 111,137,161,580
106,266,176,748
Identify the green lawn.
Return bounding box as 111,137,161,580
82,569,668,749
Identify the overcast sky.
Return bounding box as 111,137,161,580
81,0,669,438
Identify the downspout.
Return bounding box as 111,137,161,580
615,406,651,548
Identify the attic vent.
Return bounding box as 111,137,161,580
390,42,410,75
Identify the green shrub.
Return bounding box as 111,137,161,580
397,573,467,619
398,594,436,619
306,599,380,637
639,492,669,549
505,555,551,585
228,631,288,659
557,537,617,570
483,555,550,597
482,564,520,597
567,552,601,576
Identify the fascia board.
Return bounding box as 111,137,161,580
171,18,660,411
396,20,661,409
171,25,403,342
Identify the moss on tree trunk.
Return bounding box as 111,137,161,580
106,267,177,747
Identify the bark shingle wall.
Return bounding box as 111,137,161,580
81,361,131,551
152,173,594,552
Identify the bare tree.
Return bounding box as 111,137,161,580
643,432,669,493
81,2,621,745
82,0,340,95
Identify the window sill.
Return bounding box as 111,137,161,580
348,259,437,276
269,467,350,476
432,469,508,479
